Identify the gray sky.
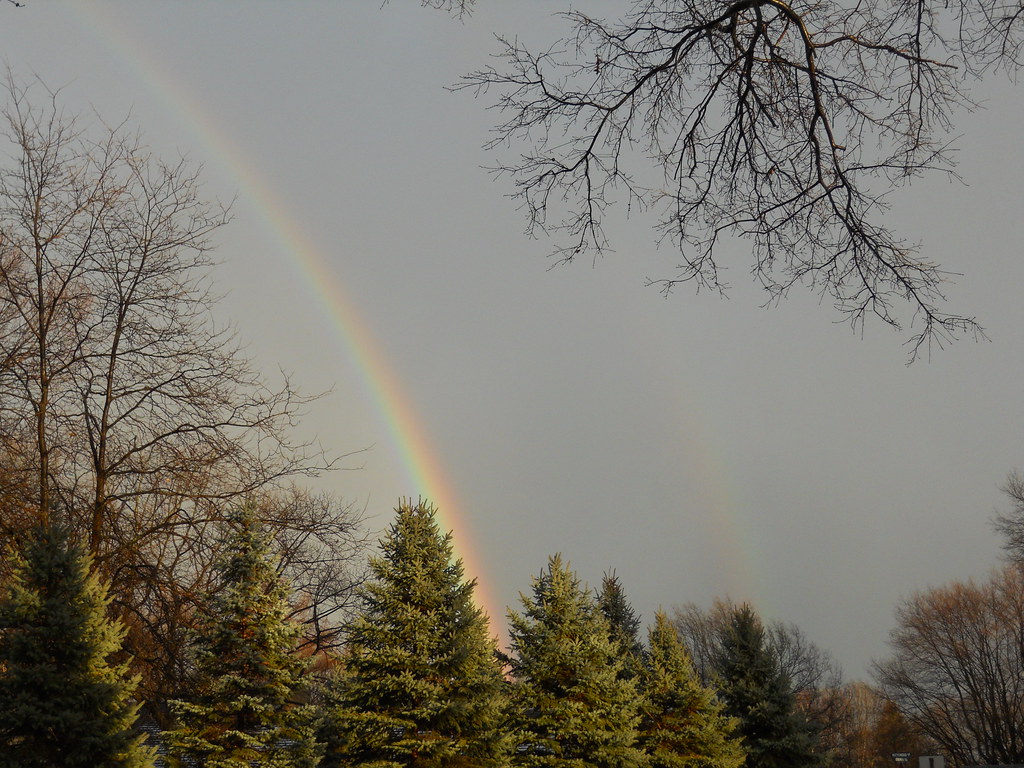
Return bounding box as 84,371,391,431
6,1,1022,680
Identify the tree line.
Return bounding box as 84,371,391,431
0,500,846,767
6,494,1023,768
0,75,369,714
0,73,1022,767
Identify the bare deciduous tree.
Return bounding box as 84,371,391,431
111,486,369,719
827,683,936,768
992,469,1024,561
458,0,1007,357
674,599,843,691
384,0,474,19
674,597,847,760
0,76,369,713
421,0,474,17
874,565,1024,767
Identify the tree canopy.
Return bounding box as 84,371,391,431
0,524,155,768
508,554,645,768
640,611,745,768
0,74,369,709
166,507,320,767
322,499,510,768
714,605,820,768
874,565,1024,767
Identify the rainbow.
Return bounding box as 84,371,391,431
661,381,761,609
69,4,507,639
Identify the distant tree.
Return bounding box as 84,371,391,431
993,469,1024,563
874,565,1024,767
598,570,646,679
714,605,819,768
767,622,847,764
166,508,320,768
0,524,155,767
321,499,510,768
674,598,844,762
826,683,879,768
639,611,745,768
508,553,646,768
673,600,735,684
869,699,935,767
824,682,935,768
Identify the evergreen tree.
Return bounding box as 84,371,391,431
0,523,155,768
166,507,320,768
508,554,646,768
639,611,745,768
323,499,510,768
598,571,645,680
713,605,818,768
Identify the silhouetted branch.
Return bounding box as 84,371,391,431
460,0,991,358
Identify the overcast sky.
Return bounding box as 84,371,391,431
6,1,1022,680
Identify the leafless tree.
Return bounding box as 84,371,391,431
672,598,734,682
457,0,1009,357
674,597,847,759
826,682,936,768
834,682,887,768
674,598,843,690
0,75,369,712
874,565,1024,767
259,486,371,649
992,469,1024,562
109,486,369,718
421,0,474,17
384,0,474,19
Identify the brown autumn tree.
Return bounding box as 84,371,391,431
870,699,935,767
0,75,368,713
826,682,935,768
874,565,1024,767
832,682,884,768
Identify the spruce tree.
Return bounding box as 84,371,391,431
0,524,155,768
598,571,645,679
323,499,510,768
166,507,320,768
639,611,744,768
713,605,818,768
508,554,645,768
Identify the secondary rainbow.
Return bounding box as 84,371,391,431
73,4,507,638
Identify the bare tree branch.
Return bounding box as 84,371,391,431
992,469,1024,562
383,0,475,20
875,566,1024,766
0,74,371,717
459,0,990,358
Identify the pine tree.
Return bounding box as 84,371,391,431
713,605,818,768
508,554,646,768
166,507,320,767
639,611,745,768
323,499,511,768
0,523,155,768
598,571,645,680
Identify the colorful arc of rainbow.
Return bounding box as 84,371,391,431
73,4,506,639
